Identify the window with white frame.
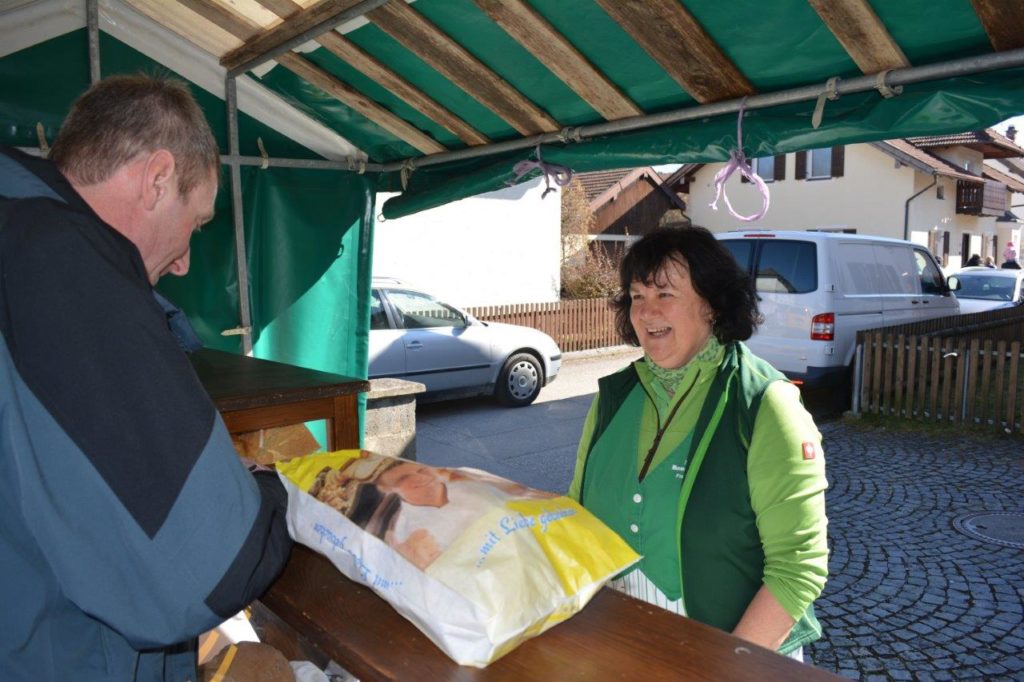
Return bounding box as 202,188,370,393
753,156,775,182
809,148,832,179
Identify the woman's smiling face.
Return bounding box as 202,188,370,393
628,256,713,369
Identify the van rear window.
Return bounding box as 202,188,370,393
756,241,817,294
721,240,754,272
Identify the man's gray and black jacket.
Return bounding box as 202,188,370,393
0,146,292,681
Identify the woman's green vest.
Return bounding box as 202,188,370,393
579,342,821,653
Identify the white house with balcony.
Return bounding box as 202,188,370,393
681,129,1024,271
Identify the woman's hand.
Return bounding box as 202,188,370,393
731,585,796,652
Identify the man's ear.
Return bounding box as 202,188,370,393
140,149,176,211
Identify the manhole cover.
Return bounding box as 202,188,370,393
953,512,1024,549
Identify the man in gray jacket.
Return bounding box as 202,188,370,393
0,75,292,681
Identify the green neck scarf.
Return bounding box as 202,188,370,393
644,335,722,397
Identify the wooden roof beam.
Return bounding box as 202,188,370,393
182,0,445,155
970,0,1024,52
366,0,560,136
274,52,444,153
472,0,642,121
808,0,910,73
592,0,753,104
220,0,383,74
256,0,489,146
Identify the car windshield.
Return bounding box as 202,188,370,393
954,274,1017,301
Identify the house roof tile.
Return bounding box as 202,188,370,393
904,128,1024,158
878,139,981,182
984,162,1024,193
575,168,645,202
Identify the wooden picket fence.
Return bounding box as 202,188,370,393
466,297,618,352
855,306,1024,433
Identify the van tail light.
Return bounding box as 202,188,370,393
810,313,835,341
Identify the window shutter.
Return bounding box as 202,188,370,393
795,151,807,179
831,145,845,178
774,154,786,182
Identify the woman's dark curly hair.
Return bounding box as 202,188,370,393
612,226,761,345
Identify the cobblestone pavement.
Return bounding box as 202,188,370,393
808,421,1024,681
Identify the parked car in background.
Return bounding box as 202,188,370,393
369,278,562,406
717,230,958,389
947,267,1024,314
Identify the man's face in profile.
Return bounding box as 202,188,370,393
147,168,217,285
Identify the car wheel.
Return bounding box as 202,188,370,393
496,353,543,407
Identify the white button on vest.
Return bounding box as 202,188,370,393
633,493,643,503
629,523,639,533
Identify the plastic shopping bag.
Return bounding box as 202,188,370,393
275,450,640,667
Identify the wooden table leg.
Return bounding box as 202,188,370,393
330,394,360,450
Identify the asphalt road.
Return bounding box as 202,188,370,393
414,346,642,492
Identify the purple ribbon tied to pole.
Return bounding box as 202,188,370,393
708,100,770,222
508,145,574,198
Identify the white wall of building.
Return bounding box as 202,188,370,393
687,144,1019,271
687,146,911,237
373,177,561,307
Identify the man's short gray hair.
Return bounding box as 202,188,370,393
50,74,219,196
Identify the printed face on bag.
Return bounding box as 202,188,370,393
378,463,449,507
629,257,713,369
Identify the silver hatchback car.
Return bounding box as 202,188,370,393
369,279,562,406
948,267,1024,314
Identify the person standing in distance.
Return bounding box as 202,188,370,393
0,75,292,681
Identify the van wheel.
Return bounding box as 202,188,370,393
496,353,543,407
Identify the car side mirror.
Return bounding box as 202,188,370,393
946,275,961,292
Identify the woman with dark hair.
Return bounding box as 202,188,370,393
568,226,828,661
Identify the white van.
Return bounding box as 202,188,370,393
716,230,958,388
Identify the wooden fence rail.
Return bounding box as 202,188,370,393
466,298,619,353
856,333,1024,434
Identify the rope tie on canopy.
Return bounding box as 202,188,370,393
507,144,574,198
708,98,770,222
874,69,903,99
558,126,583,144
350,158,367,175
256,137,269,170
35,123,49,158
811,76,841,130
400,159,416,190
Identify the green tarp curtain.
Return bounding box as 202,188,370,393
158,166,375,447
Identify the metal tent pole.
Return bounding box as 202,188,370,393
380,48,1024,173
87,0,99,84
220,154,382,172
226,76,254,355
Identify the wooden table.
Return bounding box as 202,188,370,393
190,348,369,450
260,545,840,682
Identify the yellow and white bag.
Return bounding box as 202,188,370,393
276,450,640,667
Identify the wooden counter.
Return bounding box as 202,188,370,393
190,348,368,450
261,545,839,682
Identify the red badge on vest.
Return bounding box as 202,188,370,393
802,442,817,461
